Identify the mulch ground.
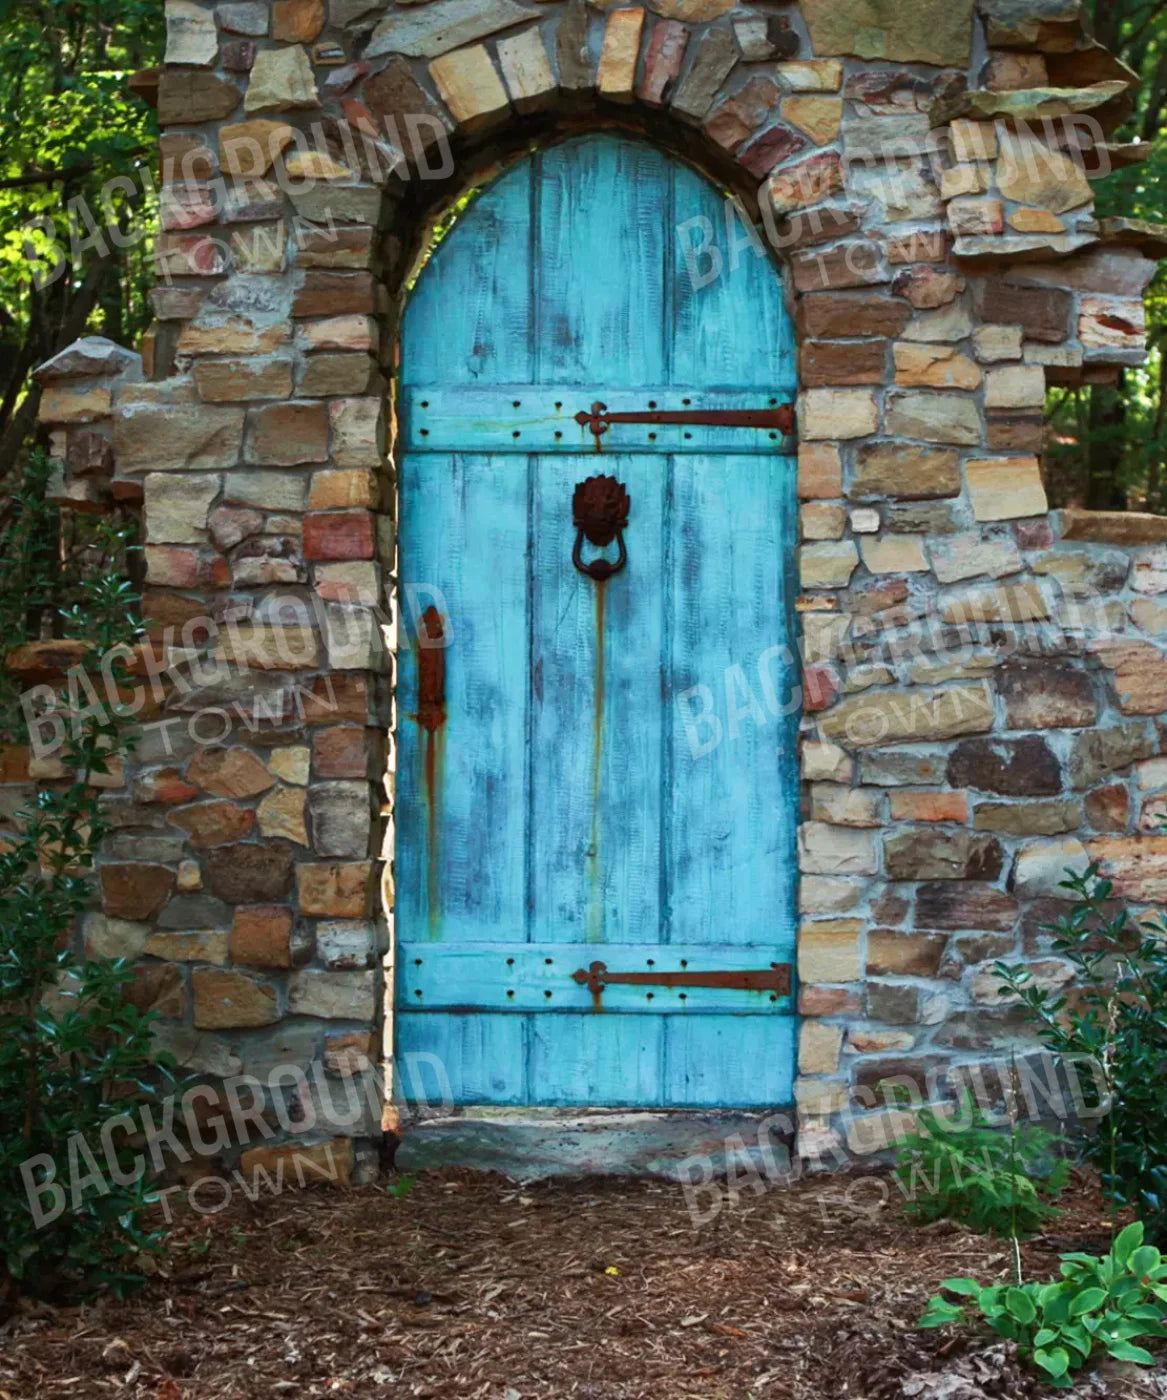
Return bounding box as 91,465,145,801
1,1166,1164,1400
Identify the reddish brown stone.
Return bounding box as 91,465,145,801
187,746,276,799
1015,519,1055,550
893,265,965,310
364,57,447,138
192,969,279,1029
126,964,185,1019
272,0,324,42
205,844,293,903
871,889,910,924
792,242,886,293
854,1055,945,1098
800,339,886,386
302,674,372,725
999,660,1098,730
313,726,370,779
973,278,1073,344
782,206,863,250
303,510,375,561
100,863,176,921
292,271,377,318
296,861,373,917
887,231,948,264
885,830,1004,881
248,401,328,465
799,985,862,1016
987,413,1046,452
638,18,688,107
888,791,969,823
142,591,213,643
0,744,30,784
867,982,920,1024
739,123,807,178
947,736,1062,796
168,801,255,848
231,905,294,968
1085,783,1130,833
916,882,1019,932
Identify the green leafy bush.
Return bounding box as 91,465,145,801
921,1222,1167,1386
0,457,176,1309
893,1094,1068,1238
996,866,1167,1242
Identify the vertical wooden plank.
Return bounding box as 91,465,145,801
403,160,534,387
528,452,664,946
395,1012,527,1105
664,1016,798,1108
666,453,799,952
535,136,667,386
396,452,530,944
529,1014,663,1106
670,160,797,393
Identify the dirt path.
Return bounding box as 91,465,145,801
0,1168,1158,1399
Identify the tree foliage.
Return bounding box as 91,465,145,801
1046,1,1167,509
0,0,160,485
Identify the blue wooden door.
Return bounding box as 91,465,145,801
395,136,799,1109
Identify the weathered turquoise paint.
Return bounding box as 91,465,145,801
396,135,799,1109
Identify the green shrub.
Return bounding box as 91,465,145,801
921,1222,1167,1386
0,457,177,1308
996,866,1167,1242
893,1093,1068,1238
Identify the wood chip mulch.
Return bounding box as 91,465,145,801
1,1167,1164,1400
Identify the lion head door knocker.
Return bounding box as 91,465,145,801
572,475,631,582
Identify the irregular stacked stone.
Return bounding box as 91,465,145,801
12,0,1167,1167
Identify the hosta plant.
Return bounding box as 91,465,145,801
920,1222,1167,1386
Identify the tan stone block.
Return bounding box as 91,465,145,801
195,358,293,402
972,324,1023,364
178,316,289,357
214,623,321,671
846,1109,918,1155
783,95,842,145
985,364,1047,410
818,683,994,747
801,503,846,541
40,384,113,424
810,785,882,827
847,1029,915,1054
1010,206,1066,235
248,401,327,465
966,455,1048,521
430,44,509,131
851,443,960,500
885,391,982,445
596,8,645,102
798,443,842,500
799,879,863,917
799,389,878,441
798,918,863,982
244,44,319,114
900,304,974,344
314,561,381,605
143,929,229,964
308,469,378,510
859,534,929,574
799,1022,844,1075
800,540,859,588
1080,296,1146,352
497,25,555,112
949,119,998,163
949,197,1004,237
775,59,843,92
802,740,854,782
267,746,310,786
798,824,877,876
220,119,295,177
795,1078,849,1115
940,580,1050,625
192,969,278,1028
940,162,991,200
893,343,981,391
997,126,1092,214
288,969,377,1019
258,785,309,845
329,398,385,467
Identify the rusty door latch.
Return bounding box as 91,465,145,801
574,400,796,444
572,960,792,1006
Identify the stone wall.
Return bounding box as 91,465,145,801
13,0,1167,1169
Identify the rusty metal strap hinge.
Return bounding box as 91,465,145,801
574,401,796,443
572,960,792,1000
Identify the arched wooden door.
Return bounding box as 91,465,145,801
395,135,799,1109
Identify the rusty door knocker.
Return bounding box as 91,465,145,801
572,475,630,582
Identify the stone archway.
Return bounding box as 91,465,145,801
24,0,1167,1177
